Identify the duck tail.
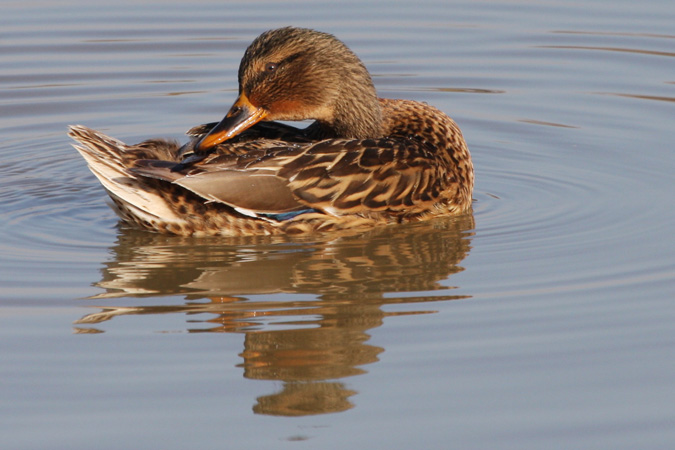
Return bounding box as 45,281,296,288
68,125,184,227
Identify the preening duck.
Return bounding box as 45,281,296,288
70,26,473,236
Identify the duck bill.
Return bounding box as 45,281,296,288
195,93,267,151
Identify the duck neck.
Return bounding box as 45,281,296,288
332,80,384,138
309,65,384,140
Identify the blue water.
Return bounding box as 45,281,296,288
1,0,674,448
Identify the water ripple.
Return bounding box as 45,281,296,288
1,1,673,309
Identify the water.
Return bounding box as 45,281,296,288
1,0,674,448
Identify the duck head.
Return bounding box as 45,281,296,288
195,27,383,152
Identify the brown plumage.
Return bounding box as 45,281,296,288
70,27,473,236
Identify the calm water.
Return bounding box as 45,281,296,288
2,0,674,448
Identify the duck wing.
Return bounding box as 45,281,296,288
277,137,444,216
132,136,445,219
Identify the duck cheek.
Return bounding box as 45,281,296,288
266,99,308,121
270,100,334,123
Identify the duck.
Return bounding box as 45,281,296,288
69,27,473,236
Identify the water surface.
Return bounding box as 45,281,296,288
1,0,674,449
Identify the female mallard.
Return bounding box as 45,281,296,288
70,27,473,236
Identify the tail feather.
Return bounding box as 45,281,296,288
69,125,184,224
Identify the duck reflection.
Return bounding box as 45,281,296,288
75,214,474,415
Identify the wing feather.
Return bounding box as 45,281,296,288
131,136,445,218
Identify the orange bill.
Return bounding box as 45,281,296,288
195,93,268,151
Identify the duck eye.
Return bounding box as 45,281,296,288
265,62,278,72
